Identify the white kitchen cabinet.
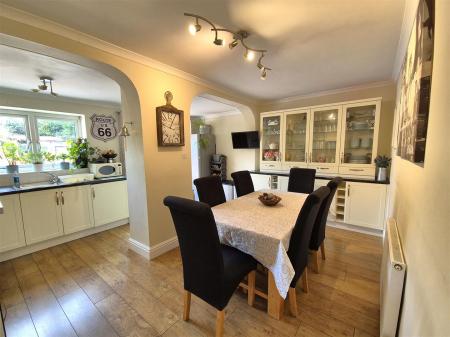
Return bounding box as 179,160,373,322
344,182,387,229
61,185,94,234
20,189,64,245
251,173,271,191
278,176,289,192
260,112,283,170
92,180,129,227
282,109,310,169
0,195,26,253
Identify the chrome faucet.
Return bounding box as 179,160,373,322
42,172,61,184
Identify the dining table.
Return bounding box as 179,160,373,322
211,189,308,320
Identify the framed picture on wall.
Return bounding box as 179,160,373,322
156,91,185,147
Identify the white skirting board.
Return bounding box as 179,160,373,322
0,218,129,262
327,220,383,237
128,236,179,260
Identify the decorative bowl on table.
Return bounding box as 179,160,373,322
258,193,282,206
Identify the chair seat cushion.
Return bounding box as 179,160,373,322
221,244,257,306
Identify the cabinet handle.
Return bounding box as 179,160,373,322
305,152,308,163
348,185,351,197
319,167,330,170
61,191,65,205
55,192,59,205
92,188,96,199
340,153,344,164
349,168,364,172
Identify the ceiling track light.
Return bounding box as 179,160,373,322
184,13,271,80
31,76,58,96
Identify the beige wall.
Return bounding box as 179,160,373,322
389,0,450,336
0,17,258,248
205,112,257,179
0,90,122,162
259,82,396,156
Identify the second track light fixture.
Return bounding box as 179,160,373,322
184,13,271,80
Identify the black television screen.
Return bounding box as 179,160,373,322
231,131,259,149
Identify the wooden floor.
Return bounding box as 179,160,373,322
0,225,382,337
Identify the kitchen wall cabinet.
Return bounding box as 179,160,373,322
20,189,64,245
92,180,129,227
344,182,386,230
61,185,94,234
260,98,381,177
0,195,26,253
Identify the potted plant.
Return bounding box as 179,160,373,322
374,155,391,181
43,151,56,168
67,138,96,168
23,151,45,171
57,153,70,170
1,141,21,173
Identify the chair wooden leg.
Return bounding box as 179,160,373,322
216,310,225,337
247,270,256,306
302,268,309,293
288,287,298,317
312,250,319,273
183,291,191,321
320,241,326,260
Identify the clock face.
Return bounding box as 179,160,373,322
161,111,181,144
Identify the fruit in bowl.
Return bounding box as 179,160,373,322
258,192,282,206
101,149,118,162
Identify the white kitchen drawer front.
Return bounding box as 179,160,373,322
339,166,375,177
260,162,281,170
309,164,338,174
61,185,95,234
282,162,308,170
0,195,26,253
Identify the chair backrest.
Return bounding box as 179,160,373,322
288,168,316,194
163,196,224,304
231,170,255,197
309,177,343,251
287,186,330,286
193,175,226,207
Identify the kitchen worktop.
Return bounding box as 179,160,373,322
249,170,390,184
0,176,127,196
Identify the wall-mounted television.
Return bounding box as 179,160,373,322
231,131,259,149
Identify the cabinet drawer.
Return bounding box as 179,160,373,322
260,162,281,170
339,166,375,177
282,163,308,170
309,165,338,174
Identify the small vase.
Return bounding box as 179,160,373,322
6,165,19,174
376,167,387,181
33,163,44,172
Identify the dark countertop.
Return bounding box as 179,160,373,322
249,170,390,185
0,176,127,196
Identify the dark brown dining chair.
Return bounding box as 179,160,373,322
231,170,255,197
309,177,343,272
163,196,257,337
287,168,316,194
193,175,226,207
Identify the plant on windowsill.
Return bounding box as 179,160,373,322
43,151,56,169
374,155,391,182
67,138,96,168
0,141,21,174
23,151,45,172
57,153,70,170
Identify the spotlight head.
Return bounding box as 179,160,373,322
38,84,48,90
244,49,255,61
214,38,224,46
260,68,267,80
229,39,239,49
189,23,201,35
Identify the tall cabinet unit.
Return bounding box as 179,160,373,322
259,98,382,177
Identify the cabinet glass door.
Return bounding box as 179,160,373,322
284,110,308,164
261,114,282,163
310,107,340,164
342,103,377,165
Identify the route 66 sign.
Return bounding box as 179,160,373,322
90,114,117,142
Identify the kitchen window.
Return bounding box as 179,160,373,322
0,109,83,173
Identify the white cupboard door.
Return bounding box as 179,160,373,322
282,109,310,169
260,112,283,170
344,182,387,229
251,174,270,191
92,181,129,227
20,190,63,245
278,176,289,192
0,195,26,252
60,186,94,234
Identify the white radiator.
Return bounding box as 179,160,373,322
380,218,406,337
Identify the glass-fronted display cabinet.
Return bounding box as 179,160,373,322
260,113,283,170
309,105,342,173
283,109,309,168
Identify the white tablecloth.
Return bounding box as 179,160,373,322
212,189,308,298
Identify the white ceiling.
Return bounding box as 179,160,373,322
1,0,405,101
0,44,121,104
191,96,238,117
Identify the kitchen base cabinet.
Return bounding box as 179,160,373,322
61,185,94,234
344,182,387,230
0,195,26,253
251,173,271,191
20,189,64,245
92,180,129,227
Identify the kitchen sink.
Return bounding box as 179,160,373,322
59,173,95,184
19,182,58,190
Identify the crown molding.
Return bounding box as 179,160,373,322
0,4,258,107
0,87,121,109
261,80,394,106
